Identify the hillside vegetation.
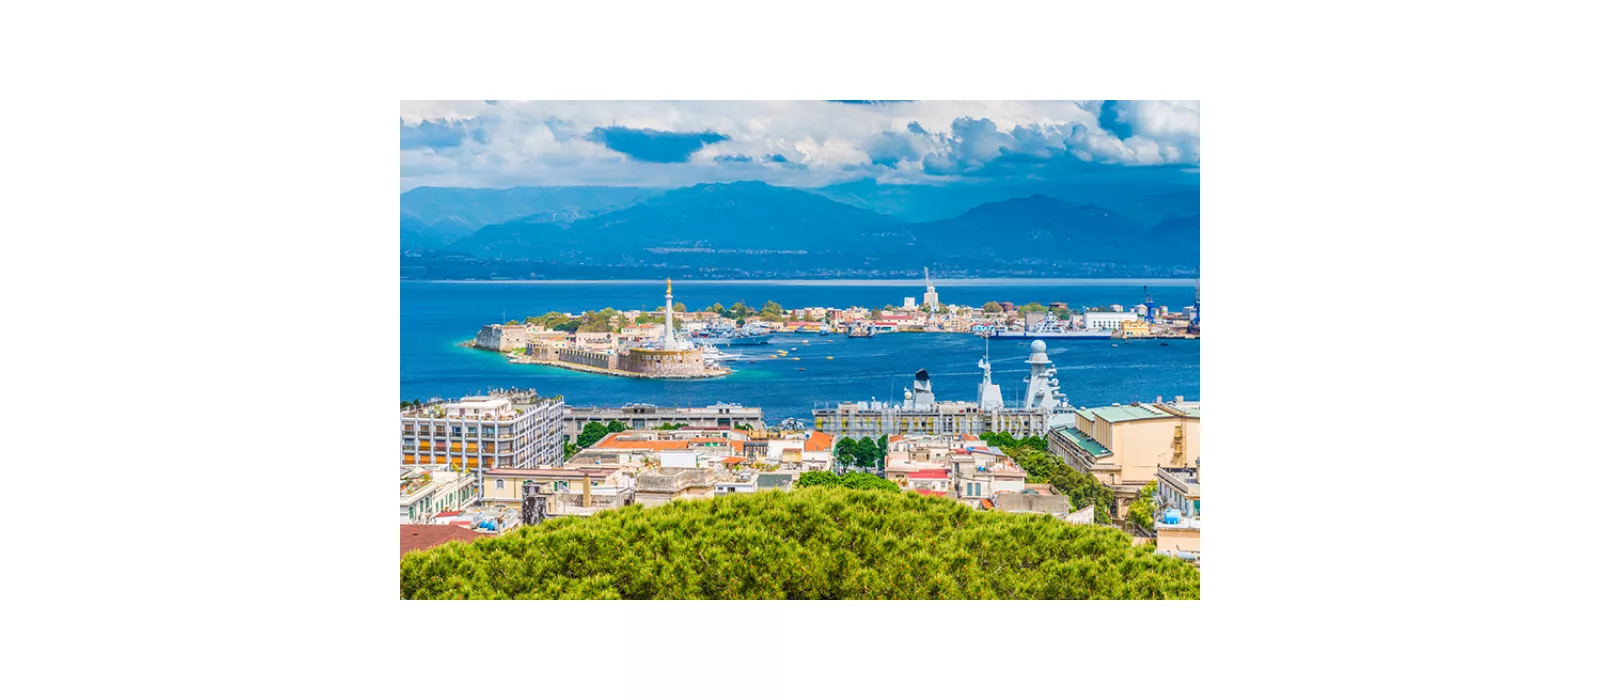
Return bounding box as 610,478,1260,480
401,487,1198,600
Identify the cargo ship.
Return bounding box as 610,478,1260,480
983,317,1112,341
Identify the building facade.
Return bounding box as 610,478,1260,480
401,393,566,472
563,402,764,440
814,346,1068,438
1047,400,1200,517
1084,311,1137,331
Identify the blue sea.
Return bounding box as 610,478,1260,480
401,279,1200,422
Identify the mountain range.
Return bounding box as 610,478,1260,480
399,180,1199,279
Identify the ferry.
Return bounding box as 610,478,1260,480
694,326,773,346
847,325,875,339
985,317,1112,341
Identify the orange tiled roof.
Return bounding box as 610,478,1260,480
804,431,834,451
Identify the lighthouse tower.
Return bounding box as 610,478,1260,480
661,278,680,350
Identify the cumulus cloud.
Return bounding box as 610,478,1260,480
398,100,1199,189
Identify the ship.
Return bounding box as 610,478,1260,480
847,324,875,339
984,317,1111,341
693,326,773,346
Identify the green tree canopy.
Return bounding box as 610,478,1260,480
758,300,785,322
982,301,1003,313
401,488,1199,599
835,437,858,468
1018,302,1047,314
1127,481,1159,533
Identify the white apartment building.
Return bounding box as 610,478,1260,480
399,467,479,524
401,394,565,471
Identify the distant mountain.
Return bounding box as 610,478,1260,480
403,183,1198,279
810,173,1200,224
572,181,903,249
446,181,907,272
900,195,1196,271
399,185,665,248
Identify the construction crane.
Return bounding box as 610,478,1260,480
1144,285,1156,323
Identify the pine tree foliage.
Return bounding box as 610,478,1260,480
401,488,1199,600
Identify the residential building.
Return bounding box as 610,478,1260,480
952,450,1027,505
1155,511,1201,558
1155,464,1202,519
400,467,479,524
478,467,632,509
634,467,715,507
401,392,565,471
1047,399,1200,518
986,485,1094,523
566,428,750,471
563,402,763,440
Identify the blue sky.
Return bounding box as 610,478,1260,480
399,100,1199,191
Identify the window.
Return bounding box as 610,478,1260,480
495,479,504,491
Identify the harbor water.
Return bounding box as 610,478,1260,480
401,279,1200,422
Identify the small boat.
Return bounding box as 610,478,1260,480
798,367,806,371
1160,342,1169,346
1111,344,1119,348
825,356,833,360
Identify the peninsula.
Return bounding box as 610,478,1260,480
469,279,730,380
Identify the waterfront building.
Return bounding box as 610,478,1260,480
813,343,1071,438
1047,399,1200,518
473,323,531,351
1084,311,1137,331
563,402,763,440
400,392,566,472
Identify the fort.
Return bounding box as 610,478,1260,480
477,279,731,380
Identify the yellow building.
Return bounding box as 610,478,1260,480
1119,319,1152,338
1047,400,1200,518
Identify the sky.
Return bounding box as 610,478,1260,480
399,100,1200,191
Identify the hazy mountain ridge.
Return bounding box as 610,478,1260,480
399,182,1198,279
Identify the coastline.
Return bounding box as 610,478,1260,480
419,277,1200,287
506,354,731,380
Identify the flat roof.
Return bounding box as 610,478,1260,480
1055,427,1111,457
1081,404,1168,423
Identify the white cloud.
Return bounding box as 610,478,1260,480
398,100,1200,190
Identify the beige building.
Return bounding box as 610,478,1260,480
479,467,633,511
473,323,531,351
1048,400,1200,518
634,467,715,507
